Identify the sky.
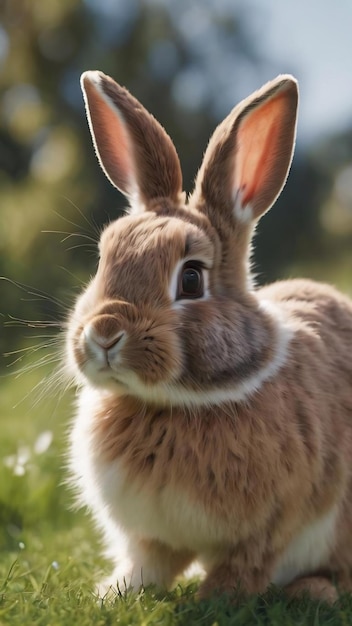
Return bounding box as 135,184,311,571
81,0,352,147
258,0,352,143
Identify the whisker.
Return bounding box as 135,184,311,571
0,277,69,311
26,334,60,341
12,354,61,378
50,208,87,234
4,333,72,413
4,339,59,359
58,266,88,287
38,360,75,406
60,197,102,240
5,349,59,368
65,243,97,253
12,367,63,409
42,230,97,245
4,316,63,328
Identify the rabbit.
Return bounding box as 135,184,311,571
67,69,352,604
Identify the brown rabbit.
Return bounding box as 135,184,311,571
67,70,352,603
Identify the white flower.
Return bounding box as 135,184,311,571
34,431,53,455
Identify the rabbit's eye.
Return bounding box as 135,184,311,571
177,263,204,299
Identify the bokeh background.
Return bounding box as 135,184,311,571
1,0,352,362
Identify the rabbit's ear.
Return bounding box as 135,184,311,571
81,71,183,210
193,76,298,227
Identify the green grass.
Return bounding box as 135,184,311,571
1,359,352,625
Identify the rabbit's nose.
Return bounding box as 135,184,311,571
84,325,124,350
83,317,125,357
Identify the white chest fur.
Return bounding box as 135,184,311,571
94,459,228,552
70,387,228,554
70,387,338,587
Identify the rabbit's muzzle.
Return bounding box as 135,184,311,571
79,300,137,370
72,298,183,389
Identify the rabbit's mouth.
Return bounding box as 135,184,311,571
97,364,121,379
97,365,127,389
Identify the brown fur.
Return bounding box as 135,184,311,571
90,280,352,596
67,72,352,603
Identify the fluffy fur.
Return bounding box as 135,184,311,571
67,71,352,603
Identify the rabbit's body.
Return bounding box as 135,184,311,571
70,276,352,596
68,71,352,601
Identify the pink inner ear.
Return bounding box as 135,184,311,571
235,93,292,214
84,79,136,195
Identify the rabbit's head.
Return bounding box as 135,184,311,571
67,71,298,406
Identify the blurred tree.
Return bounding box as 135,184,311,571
0,0,351,362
